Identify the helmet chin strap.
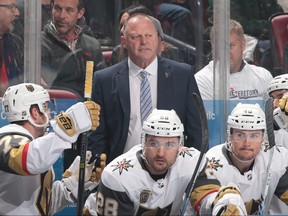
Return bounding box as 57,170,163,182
140,146,178,173
226,141,254,165
141,145,154,169
229,149,255,165
141,152,153,168
28,113,50,129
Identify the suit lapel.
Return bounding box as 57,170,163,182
115,61,130,116
157,57,173,108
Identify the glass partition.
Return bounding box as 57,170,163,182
1,0,270,156
0,0,272,214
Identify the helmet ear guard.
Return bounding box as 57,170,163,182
2,83,50,123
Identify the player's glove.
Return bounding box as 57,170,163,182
51,101,100,143
61,151,106,198
83,192,97,216
273,107,288,131
279,94,288,115
212,183,247,216
90,153,107,183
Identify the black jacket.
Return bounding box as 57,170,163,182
41,23,105,98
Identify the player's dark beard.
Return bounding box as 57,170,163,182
140,154,168,181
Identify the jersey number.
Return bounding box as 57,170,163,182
96,192,119,215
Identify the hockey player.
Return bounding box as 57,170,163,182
268,77,288,214
267,74,288,149
205,103,288,214
85,109,247,215
0,83,104,215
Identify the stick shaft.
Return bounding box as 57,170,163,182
259,97,275,215
180,93,209,215
76,61,94,215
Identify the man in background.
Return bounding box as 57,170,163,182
41,0,105,98
41,0,106,170
196,19,272,101
0,0,23,96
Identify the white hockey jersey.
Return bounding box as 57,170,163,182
269,129,288,214
0,124,75,215
205,144,288,214
275,129,288,149
95,144,221,215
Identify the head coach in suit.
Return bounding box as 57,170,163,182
88,13,202,163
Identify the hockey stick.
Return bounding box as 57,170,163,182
179,93,209,216
76,61,94,215
258,97,275,215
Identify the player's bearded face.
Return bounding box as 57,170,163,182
144,136,179,175
230,129,263,161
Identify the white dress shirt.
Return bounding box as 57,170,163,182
124,57,158,152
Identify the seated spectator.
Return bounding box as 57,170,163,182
207,0,284,72
41,0,105,98
0,0,23,97
41,0,94,36
195,19,273,101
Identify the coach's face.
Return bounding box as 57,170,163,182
121,15,160,69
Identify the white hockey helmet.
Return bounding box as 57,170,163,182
143,109,184,137
267,74,288,95
142,109,184,147
227,103,266,131
2,83,50,123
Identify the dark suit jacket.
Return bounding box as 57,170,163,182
88,56,202,163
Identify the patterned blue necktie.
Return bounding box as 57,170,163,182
140,70,153,124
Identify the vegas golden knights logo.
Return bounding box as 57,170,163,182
140,189,152,204
25,84,35,92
